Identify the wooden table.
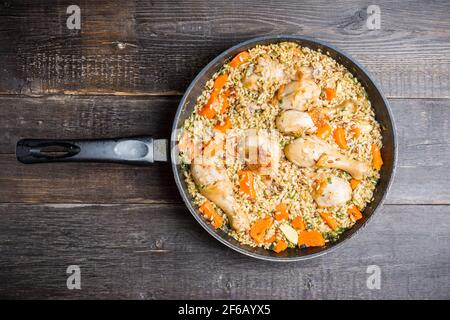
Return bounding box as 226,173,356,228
0,0,449,299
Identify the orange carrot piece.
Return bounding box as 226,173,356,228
199,93,229,119
324,88,336,100
319,212,339,231
351,127,361,139
274,203,289,221
265,234,276,244
273,240,288,253
230,51,250,69
213,74,228,91
348,205,363,221
291,216,306,231
199,91,219,118
238,170,256,201
308,109,329,127
371,144,383,170
199,201,224,229
214,117,232,133
350,179,361,190
250,217,272,244
317,123,332,140
333,127,347,149
198,74,229,119
298,230,326,247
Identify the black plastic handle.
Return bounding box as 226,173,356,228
16,136,168,165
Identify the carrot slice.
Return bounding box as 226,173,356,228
333,127,347,149
250,217,272,244
371,144,383,170
199,201,223,229
351,127,361,139
291,216,305,231
350,179,360,190
273,240,288,253
213,74,228,91
320,212,339,231
214,117,232,133
199,91,219,118
238,170,256,201
324,88,336,100
274,203,289,221
298,230,325,247
348,205,363,221
198,74,229,118
198,91,229,119
317,123,332,140
230,51,250,69
265,234,276,244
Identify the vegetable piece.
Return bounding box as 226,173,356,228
230,51,250,69
199,91,219,118
319,212,339,231
351,127,361,139
324,88,336,100
350,179,360,190
199,201,224,229
291,216,305,231
348,205,362,221
250,217,272,244
308,109,329,128
279,224,298,245
199,92,229,119
213,74,228,91
273,240,288,253
198,74,229,119
238,170,256,201
298,230,326,247
214,117,232,133
371,144,383,170
265,234,276,244
316,123,332,140
274,203,289,221
333,127,348,149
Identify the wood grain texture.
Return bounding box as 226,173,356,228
0,0,449,97
1,0,449,300
0,96,449,204
0,203,448,299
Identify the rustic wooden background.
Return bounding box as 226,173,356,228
0,0,449,299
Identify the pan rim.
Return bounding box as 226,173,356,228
171,34,397,262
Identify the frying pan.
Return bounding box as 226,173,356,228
16,35,397,261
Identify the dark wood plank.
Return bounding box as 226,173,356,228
0,203,448,299
1,0,449,97
0,96,449,204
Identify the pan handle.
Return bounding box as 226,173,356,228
16,136,168,165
